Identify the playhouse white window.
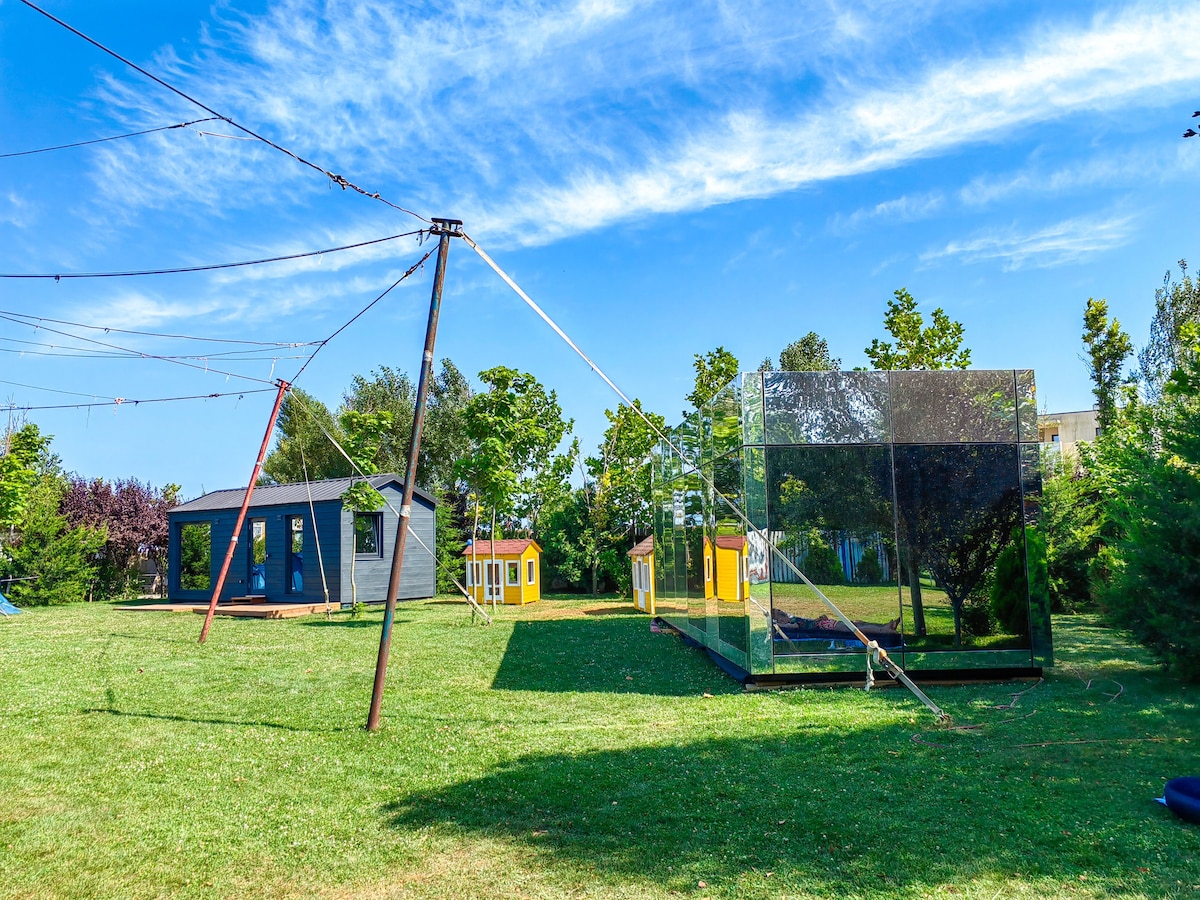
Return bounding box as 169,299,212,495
527,559,536,585
507,561,520,586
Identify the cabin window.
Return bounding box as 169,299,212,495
705,554,712,582
179,522,211,590
248,518,267,593
507,561,520,586
354,513,382,557
527,559,536,585
287,516,305,593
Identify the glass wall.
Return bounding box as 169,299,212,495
654,370,1051,680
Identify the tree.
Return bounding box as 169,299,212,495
1,423,49,536
0,474,106,606
893,445,1023,646
456,367,573,602
1082,297,1133,434
864,291,972,633
1139,260,1200,402
59,477,179,599
778,332,841,371
1095,330,1200,679
262,388,350,485
1040,458,1102,612
865,288,971,371
574,401,667,596
686,347,739,411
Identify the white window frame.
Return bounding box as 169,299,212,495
507,561,520,586
527,559,536,585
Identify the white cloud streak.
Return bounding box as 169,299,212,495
921,212,1138,270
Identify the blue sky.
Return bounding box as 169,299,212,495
2,0,1199,498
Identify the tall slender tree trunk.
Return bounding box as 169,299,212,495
490,507,498,612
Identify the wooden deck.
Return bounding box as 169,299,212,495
116,601,340,619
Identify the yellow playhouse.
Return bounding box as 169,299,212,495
462,539,541,605
627,536,656,614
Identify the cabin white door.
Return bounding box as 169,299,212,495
485,561,503,604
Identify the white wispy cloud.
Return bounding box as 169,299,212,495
0,191,32,228
827,191,945,234
959,143,1200,207
86,0,1200,249
920,212,1138,270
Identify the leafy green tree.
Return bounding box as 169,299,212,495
1,423,49,535
778,332,841,371
1,475,106,605
262,388,349,485
686,347,739,411
1138,260,1200,402
1082,297,1133,433
1040,457,1102,612
561,401,668,596
1094,333,1200,679
456,367,573,601
865,288,971,370
434,490,465,593
863,292,971,632
343,360,472,493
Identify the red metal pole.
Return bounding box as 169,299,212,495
198,379,290,644
367,218,459,730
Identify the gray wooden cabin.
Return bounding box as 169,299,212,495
167,475,436,605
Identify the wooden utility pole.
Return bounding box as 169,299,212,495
367,218,462,731
199,379,290,643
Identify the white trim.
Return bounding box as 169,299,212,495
527,558,536,585
506,561,520,587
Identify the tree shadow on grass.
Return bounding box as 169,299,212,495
80,706,349,733
490,616,737,697
384,721,1200,898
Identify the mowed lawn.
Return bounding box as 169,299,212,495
1,599,1197,900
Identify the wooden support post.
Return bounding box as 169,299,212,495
367,218,461,731
198,379,290,644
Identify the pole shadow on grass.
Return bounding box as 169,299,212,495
384,724,1200,897
490,616,738,697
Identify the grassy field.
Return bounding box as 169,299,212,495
1,599,1197,900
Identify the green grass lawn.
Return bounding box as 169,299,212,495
1,599,1197,899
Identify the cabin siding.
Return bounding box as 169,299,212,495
167,478,435,604
339,485,436,603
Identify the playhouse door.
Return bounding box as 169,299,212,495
485,562,503,604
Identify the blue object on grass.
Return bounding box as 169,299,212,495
0,592,21,615
1164,777,1200,825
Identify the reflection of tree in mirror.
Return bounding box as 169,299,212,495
894,445,1023,646
179,522,211,590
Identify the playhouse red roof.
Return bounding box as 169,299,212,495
715,535,748,550
627,537,654,557
462,539,541,556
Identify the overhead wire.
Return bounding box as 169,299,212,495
0,313,276,386
5,387,275,412
0,229,426,280
17,0,430,224
0,117,221,159
0,310,315,346
289,248,434,384
460,231,948,721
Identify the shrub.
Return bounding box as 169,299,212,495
854,546,883,584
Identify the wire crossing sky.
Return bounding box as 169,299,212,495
1,0,1198,496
